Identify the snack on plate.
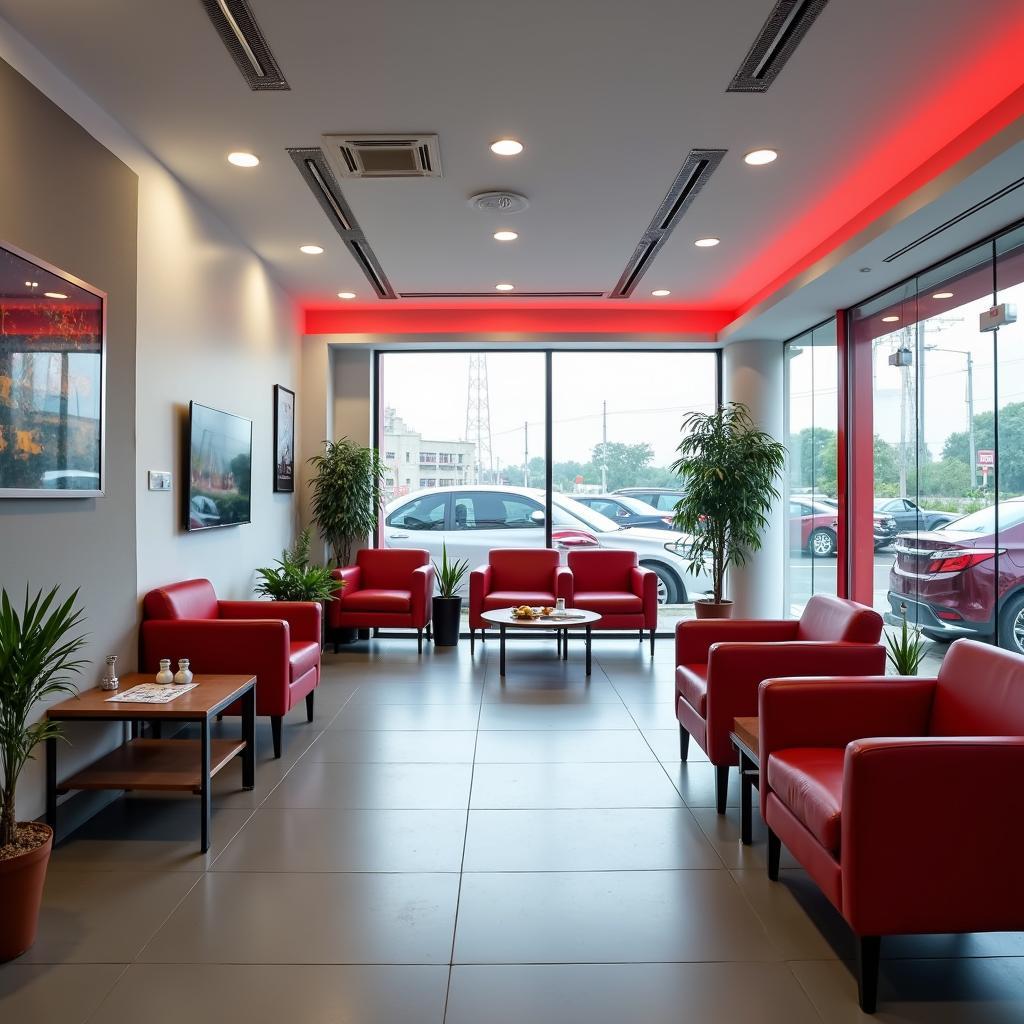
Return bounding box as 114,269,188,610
512,605,538,620
541,606,554,616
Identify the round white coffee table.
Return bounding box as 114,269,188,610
480,608,603,676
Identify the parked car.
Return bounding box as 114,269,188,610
790,498,841,557
887,498,1024,653
874,497,955,535
613,487,685,514
574,493,674,530
383,485,710,604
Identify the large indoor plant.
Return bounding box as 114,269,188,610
671,402,786,618
307,437,386,567
0,585,88,960
255,527,338,603
432,543,468,647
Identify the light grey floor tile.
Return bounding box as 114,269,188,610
211,808,466,872
446,963,822,1024
689,807,801,872
264,760,474,810
330,703,481,730
478,702,637,730
139,872,460,964
470,763,685,809
643,727,710,762
623,702,682,731
463,808,721,871
348,682,484,705
482,678,624,703
454,870,782,963
474,729,656,763
307,729,477,762
661,760,740,807
0,964,126,1024
87,964,448,1024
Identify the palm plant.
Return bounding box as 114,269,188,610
255,528,338,602
0,586,88,849
671,402,787,605
885,603,929,675
433,543,469,599
307,438,386,566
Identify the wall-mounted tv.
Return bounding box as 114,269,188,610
186,402,252,531
0,239,106,497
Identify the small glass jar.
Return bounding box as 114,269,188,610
555,598,566,614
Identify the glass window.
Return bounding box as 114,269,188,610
454,491,544,530
386,492,448,530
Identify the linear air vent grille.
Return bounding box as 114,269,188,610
727,0,829,93
200,0,289,90
322,133,442,179
883,175,1024,263
609,149,725,298
398,291,606,299
288,147,397,299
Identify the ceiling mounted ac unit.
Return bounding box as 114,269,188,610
321,133,442,179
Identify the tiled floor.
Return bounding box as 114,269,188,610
2,637,1022,1022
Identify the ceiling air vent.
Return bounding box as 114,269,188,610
321,134,442,179
727,0,829,93
469,191,530,214
200,0,289,90
609,149,726,298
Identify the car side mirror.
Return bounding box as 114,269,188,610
530,510,546,525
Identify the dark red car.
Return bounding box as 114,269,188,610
887,498,1024,654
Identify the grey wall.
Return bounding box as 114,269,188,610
0,55,139,817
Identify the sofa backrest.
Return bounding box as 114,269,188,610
567,549,636,591
489,548,559,590
796,593,883,643
143,578,219,620
356,548,430,589
930,639,1024,737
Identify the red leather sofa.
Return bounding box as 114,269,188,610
141,578,321,758
469,548,572,653
567,549,658,654
676,593,885,812
759,639,1024,1013
329,548,435,652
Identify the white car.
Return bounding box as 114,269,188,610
383,485,710,604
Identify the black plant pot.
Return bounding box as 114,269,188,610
432,596,462,647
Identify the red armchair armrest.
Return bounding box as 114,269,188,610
675,619,799,666
554,564,573,602
411,563,436,624
630,567,658,628
469,564,492,624
842,736,1024,936
219,600,322,642
329,567,361,628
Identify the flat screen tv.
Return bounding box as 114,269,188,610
186,402,252,531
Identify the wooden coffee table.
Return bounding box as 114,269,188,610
46,673,256,852
481,608,602,676
730,716,759,846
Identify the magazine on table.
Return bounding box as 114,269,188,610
104,683,198,704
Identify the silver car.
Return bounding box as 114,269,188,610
382,485,710,604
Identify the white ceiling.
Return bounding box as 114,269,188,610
2,0,1023,314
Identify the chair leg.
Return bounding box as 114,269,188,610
470,628,475,654
767,828,781,881
305,691,314,723
715,764,729,814
417,628,423,654
649,628,655,657
639,628,644,643
271,716,283,759
426,621,432,641
857,936,881,1013
679,724,690,761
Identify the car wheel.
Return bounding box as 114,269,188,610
640,561,682,605
808,528,836,558
999,593,1024,655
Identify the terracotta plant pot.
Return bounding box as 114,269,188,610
0,823,53,961
694,599,734,620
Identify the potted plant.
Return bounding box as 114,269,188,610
0,586,88,961
886,603,929,675
255,528,338,603
670,402,786,619
432,543,469,647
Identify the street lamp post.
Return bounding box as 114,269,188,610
926,345,976,488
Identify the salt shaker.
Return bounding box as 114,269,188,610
155,659,174,685
173,658,193,686
99,655,119,691
556,598,566,614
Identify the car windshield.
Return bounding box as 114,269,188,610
872,498,891,510
552,493,618,533
613,494,663,515
942,501,1024,535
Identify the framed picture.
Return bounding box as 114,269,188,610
0,240,106,497
273,384,295,492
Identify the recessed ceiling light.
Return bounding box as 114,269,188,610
859,267,872,273
651,289,671,297
227,151,260,168
694,237,720,248
493,230,519,241
881,315,900,323
25,281,37,287
44,291,67,299
300,244,324,255
490,138,523,156
495,283,515,291
338,291,356,299
932,291,954,299
744,149,778,166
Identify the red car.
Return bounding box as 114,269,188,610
887,498,1024,654
790,498,841,557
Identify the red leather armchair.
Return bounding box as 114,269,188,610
567,549,658,654
329,548,435,652
758,639,1024,1013
676,593,884,812
469,548,572,653
141,578,321,758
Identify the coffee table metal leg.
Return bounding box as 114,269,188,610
241,687,255,790
585,626,592,676
562,629,568,660
739,749,753,845
46,735,57,838
499,624,506,676
200,718,212,853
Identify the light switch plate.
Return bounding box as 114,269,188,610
148,470,171,491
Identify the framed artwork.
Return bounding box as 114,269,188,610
0,240,106,497
273,384,295,492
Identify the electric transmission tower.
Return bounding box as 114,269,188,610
465,355,494,483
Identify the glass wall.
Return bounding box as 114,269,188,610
784,320,839,615
377,349,719,632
